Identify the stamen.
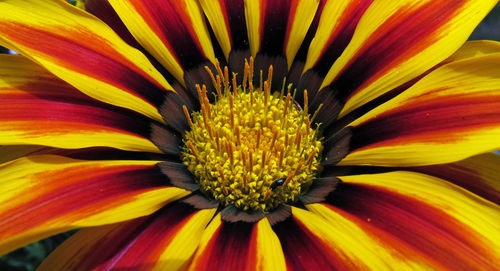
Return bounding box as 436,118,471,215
295,131,302,152
224,66,229,93
182,59,322,212
284,161,303,187
278,148,284,168
249,151,253,171
215,75,223,98
243,60,249,92
303,89,309,115
205,66,218,92
232,72,238,94
187,141,199,159
229,92,235,129
310,104,323,124
306,149,318,169
182,105,194,128
267,66,273,89
256,128,261,149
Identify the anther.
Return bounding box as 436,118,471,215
267,65,273,89
187,141,199,159
232,72,238,94
261,150,267,169
310,104,323,124
278,148,284,168
229,92,235,129
182,105,194,128
182,59,322,212
306,149,318,169
295,131,302,152
224,66,229,92
284,161,303,187
256,128,261,149
204,66,218,92
243,61,249,92
303,89,309,115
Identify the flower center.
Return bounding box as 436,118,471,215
182,60,322,212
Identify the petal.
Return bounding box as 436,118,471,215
244,0,319,63
38,203,216,271
302,0,374,75
410,153,500,205
108,0,216,84
199,0,247,61
444,40,500,63
188,214,286,271
283,0,320,68
0,0,172,122
330,171,500,269
340,53,500,166
0,55,162,153
85,0,141,48
320,0,497,117
0,155,189,254
272,210,365,270
291,206,429,269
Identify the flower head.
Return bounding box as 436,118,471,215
0,0,500,269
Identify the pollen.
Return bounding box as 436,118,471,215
182,58,322,212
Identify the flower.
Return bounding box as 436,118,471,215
1,0,500,269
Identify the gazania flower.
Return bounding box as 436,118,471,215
1,0,500,269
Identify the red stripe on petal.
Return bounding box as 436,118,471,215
0,162,169,239
309,0,374,76
410,156,500,205
191,220,257,270
0,81,153,138
85,0,141,49
259,0,292,56
127,0,208,70
331,0,466,102
39,202,208,271
326,183,497,270
223,0,248,51
0,23,166,107
98,203,199,269
350,94,500,150
273,217,352,270
292,0,326,62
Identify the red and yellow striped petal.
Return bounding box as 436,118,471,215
199,0,246,61
303,0,374,74
108,0,216,84
329,171,500,269
85,0,142,48
38,203,215,271
0,55,162,153
0,0,172,122
340,53,500,166
411,153,500,205
444,40,500,63
286,206,429,270
320,0,497,117
188,214,286,271
0,155,189,255
243,0,319,64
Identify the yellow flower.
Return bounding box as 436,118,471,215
0,0,499,269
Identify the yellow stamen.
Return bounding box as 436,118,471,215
182,60,322,212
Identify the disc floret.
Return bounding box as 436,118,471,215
182,59,322,212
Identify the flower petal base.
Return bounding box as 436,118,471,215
182,61,322,212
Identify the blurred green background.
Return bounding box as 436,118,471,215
0,3,499,271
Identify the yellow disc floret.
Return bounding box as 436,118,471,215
182,59,322,212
